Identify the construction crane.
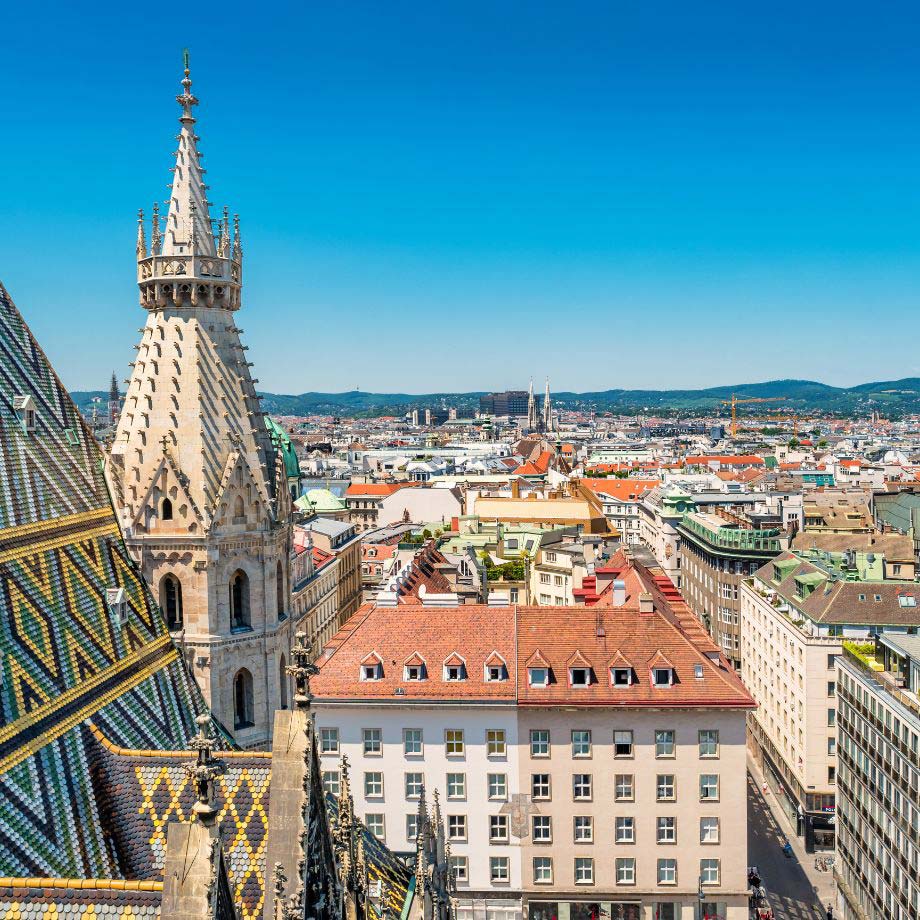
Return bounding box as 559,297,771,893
720,394,787,438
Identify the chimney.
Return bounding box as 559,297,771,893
511,478,521,499
612,579,627,607
638,592,654,615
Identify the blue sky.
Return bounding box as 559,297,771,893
1,1,918,393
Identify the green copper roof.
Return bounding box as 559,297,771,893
295,488,346,514
265,416,301,480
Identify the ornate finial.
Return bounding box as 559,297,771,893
177,50,198,122
189,201,199,253
286,631,318,708
151,202,162,254
233,213,242,261
136,209,147,259
184,712,224,824
272,863,288,920
218,206,230,258
159,434,170,453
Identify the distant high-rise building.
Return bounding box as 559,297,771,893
480,390,529,417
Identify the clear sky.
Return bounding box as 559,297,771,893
1,1,918,394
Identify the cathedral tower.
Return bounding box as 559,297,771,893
526,379,537,431
109,59,293,745
541,377,553,433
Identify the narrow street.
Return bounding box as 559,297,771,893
747,773,830,920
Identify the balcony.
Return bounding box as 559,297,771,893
843,642,920,721
679,514,784,554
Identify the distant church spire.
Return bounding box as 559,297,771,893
542,377,552,433
527,379,537,431
163,51,215,257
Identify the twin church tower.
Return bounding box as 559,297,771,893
108,60,292,745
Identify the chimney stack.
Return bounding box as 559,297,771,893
612,580,627,607
639,592,654,615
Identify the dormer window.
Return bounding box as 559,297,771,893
362,663,382,681
611,667,632,687
569,667,592,687
444,664,465,682
652,667,674,687
486,664,506,681
405,664,426,681
528,667,549,688
13,395,36,434
106,587,128,627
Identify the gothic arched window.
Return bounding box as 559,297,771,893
230,569,251,629
276,560,285,618
161,497,173,521
160,574,183,631
233,669,254,729
233,495,245,519
279,655,288,710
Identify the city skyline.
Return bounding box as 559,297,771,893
2,2,920,392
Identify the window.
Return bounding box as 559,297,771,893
489,814,509,842
827,736,837,756
652,667,673,687
655,730,675,758
573,774,592,800
656,816,676,843
657,774,675,801
486,662,507,681
406,814,418,841
363,728,382,755
403,728,423,756
700,817,720,844
827,653,837,669
574,857,594,885
655,905,676,920
160,574,183,631
614,816,634,843
230,570,251,630
361,662,382,681
446,773,466,799
533,856,553,884
615,858,635,885
233,669,254,729
700,858,720,885
532,773,551,800
657,858,677,885
611,667,632,686
445,729,465,756
449,855,468,883
569,667,591,686
489,857,509,883
574,815,594,842
699,730,719,758
529,667,549,687
700,774,719,801
404,663,425,681
531,729,550,757
614,730,633,757
364,772,383,798
447,815,467,840
572,730,592,757
365,814,385,840
827,708,836,727
488,773,507,800
320,727,339,754
532,815,553,842
486,729,506,757
322,770,340,796
405,773,423,799
444,663,465,681
615,774,634,801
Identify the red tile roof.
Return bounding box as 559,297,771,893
345,482,415,497
580,479,660,502
684,455,765,467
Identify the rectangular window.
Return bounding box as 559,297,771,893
532,815,552,842
615,857,635,885
406,814,418,841
530,729,550,757
403,728,423,756
614,730,634,757
572,729,592,757
573,815,594,842
573,773,592,800
700,817,720,844
611,667,632,686
615,816,634,843
827,736,837,756
533,856,553,883
652,667,673,687
446,773,466,800
489,856,509,883
447,815,467,841
615,773,634,802
657,774,675,802
322,770,340,796
489,814,509,842
575,857,595,885
827,709,836,727
700,774,719,801
364,772,383,798
532,773,551,799
320,727,339,754
445,729,465,756
656,816,676,843
486,729,507,757
700,858,720,885
657,858,677,885
529,667,549,687
655,730,675,758
363,728,382,755
405,772,423,799
449,855,468,883
488,773,507,800
699,730,719,758
365,813,385,840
